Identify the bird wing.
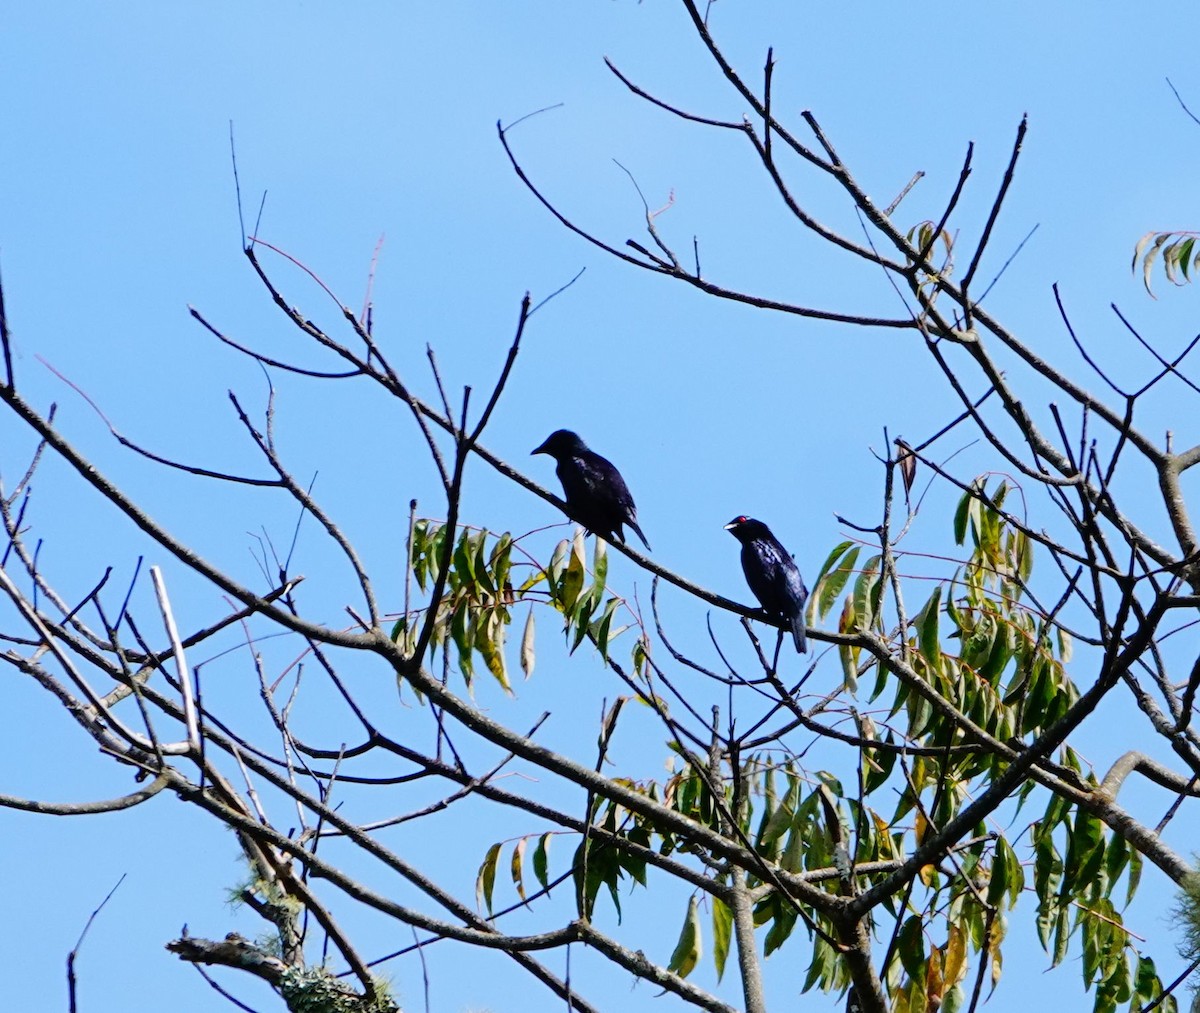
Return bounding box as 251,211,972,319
742,535,808,617
558,451,631,540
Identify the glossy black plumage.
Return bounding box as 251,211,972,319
532,430,651,550
725,515,808,653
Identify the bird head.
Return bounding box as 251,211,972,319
532,429,586,459
724,515,770,542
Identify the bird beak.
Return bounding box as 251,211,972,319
531,439,550,456
723,521,737,531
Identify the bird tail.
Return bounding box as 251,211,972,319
628,519,652,552
790,612,807,654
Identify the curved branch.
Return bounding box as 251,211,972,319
0,775,168,815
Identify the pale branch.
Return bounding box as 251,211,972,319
0,776,168,815
149,566,200,754
166,933,291,986
1099,751,1200,800
729,866,767,1013
573,919,740,1013
162,768,603,1012
0,566,156,751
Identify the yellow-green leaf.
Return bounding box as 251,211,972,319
667,895,702,979
511,838,527,902
711,895,732,981
476,842,502,915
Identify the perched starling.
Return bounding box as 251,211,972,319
725,515,808,653
532,429,651,550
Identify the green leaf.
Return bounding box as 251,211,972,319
917,586,943,665
1052,906,1070,967
1126,847,1142,905
1179,236,1196,281
813,542,861,621
758,776,798,849
897,914,926,979
711,895,732,981
453,530,476,585
989,836,1024,909
953,487,973,545
592,534,608,592
618,833,647,887
987,838,1010,907
533,833,551,890
762,895,797,956
590,596,621,661
781,824,805,872
667,895,702,979
476,842,502,915
839,598,860,694
802,935,837,993
1034,843,1062,948
942,984,966,1013
451,601,474,686
560,529,587,613
1102,833,1127,899
1014,529,1033,581
1070,809,1106,887
851,554,882,632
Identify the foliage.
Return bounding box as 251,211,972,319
1133,230,1200,295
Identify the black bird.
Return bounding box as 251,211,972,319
532,429,651,550
725,515,808,653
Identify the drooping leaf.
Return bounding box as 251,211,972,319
667,895,702,979
533,833,551,890
838,596,860,694
917,586,943,666
711,895,732,981
520,607,536,678
511,838,527,902
987,837,1010,907
944,923,968,988
851,554,882,632
476,842,502,915
559,529,587,613
896,438,917,499
476,610,512,693
897,914,926,979
812,541,861,621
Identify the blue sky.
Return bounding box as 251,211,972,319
2,3,1200,1011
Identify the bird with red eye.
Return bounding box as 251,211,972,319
532,429,652,550
724,515,808,654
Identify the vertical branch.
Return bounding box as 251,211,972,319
762,48,774,165
0,259,12,389
727,745,766,1013
150,565,200,753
